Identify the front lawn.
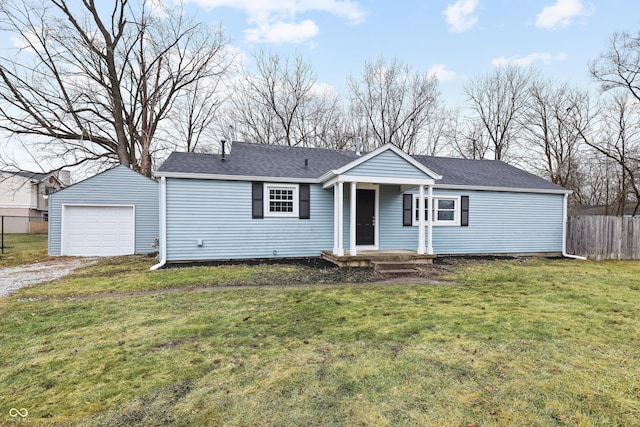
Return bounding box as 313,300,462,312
0,257,638,425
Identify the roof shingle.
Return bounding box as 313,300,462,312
157,142,566,192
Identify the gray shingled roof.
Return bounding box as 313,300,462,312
414,155,564,191
157,142,566,192
158,142,359,179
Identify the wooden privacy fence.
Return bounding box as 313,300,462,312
566,215,640,260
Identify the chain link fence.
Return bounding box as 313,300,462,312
1,215,48,254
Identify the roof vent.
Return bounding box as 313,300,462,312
304,158,308,168
221,140,226,162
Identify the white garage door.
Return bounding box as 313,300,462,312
63,206,135,256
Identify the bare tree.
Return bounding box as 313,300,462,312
447,110,491,159
590,31,640,103
463,65,536,160
227,50,335,147
576,92,640,215
347,57,441,154
0,0,230,176
416,104,450,156
164,75,227,154
520,80,594,195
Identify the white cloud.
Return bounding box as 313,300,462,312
245,20,319,44
491,52,568,67
535,0,588,30
428,64,456,82
443,0,479,33
185,0,366,44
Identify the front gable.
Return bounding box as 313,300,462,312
320,144,441,187
344,149,436,180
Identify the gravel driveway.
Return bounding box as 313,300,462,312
0,257,99,297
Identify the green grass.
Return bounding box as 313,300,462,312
0,233,48,267
0,257,639,426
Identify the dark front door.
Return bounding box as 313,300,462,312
356,189,375,246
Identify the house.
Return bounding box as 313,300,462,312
48,165,159,256
152,142,572,268
0,170,69,233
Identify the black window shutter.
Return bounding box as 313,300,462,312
252,182,263,219
461,195,469,226
299,184,310,219
403,194,413,226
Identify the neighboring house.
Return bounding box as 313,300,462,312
0,170,69,233
152,142,571,266
48,165,159,256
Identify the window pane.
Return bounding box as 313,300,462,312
438,199,455,210
438,210,454,221
270,200,293,213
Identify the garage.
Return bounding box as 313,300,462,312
48,166,159,257
62,205,135,256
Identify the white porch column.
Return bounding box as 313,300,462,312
349,181,357,256
333,181,344,256
427,185,434,255
417,185,426,254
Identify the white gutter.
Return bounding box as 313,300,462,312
562,193,587,260
151,176,167,270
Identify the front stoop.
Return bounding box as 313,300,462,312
321,250,435,272
370,260,419,275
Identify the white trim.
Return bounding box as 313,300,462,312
427,185,434,255
263,183,299,218
61,203,136,256
319,143,443,181
433,184,571,195
333,182,344,256
156,170,570,196
413,194,461,227
417,185,425,255
155,171,317,183
349,182,357,256
323,175,434,189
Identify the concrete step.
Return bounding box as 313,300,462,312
372,261,419,273
375,268,419,275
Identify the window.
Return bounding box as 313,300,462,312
42,212,49,222
45,186,56,195
264,184,299,217
413,195,460,226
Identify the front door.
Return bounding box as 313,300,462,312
356,189,375,246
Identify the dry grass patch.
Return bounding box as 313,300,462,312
12,255,378,299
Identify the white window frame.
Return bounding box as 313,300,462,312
264,183,299,218
413,194,460,226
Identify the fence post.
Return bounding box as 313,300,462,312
1,216,4,254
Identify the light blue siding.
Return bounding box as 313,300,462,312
165,179,334,261
344,150,433,179
163,175,564,261
378,187,564,254
48,166,159,256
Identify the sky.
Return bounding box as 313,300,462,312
173,0,640,106
2,0,640,173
